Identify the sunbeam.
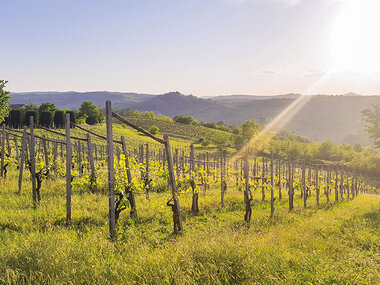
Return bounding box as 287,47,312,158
231,71,334,161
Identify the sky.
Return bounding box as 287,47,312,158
1,0,380,96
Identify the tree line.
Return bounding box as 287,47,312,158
4,101,104,128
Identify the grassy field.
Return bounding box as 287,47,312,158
0,169,379,284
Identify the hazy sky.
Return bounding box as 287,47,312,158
2,0,380,96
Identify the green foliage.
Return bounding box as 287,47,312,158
54,110,65,128
234,120,261,148
141,111,156,119
362,104,380,148
24,110,38,125
39,111,54,127
79,101,103,125
148,125,159,135
174,115,198,125
65,111,76,125
38,102,57,114
9,109,23,128
0,80,11,124
24,103,39,112
157,114,173,122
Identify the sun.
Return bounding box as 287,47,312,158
330,0,380,74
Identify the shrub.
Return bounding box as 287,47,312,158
54,111,65,128
9,109,23,128
40,111,54,127
149,125,159,135
24,110,38,125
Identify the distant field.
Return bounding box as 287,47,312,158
0,167,378,284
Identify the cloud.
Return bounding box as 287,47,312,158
227,0,302,6
254,69,325,77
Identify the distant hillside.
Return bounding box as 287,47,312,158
129,93,377,145
10,91,154,109
9,91,379,145
132,91,225,117
206,93,301,103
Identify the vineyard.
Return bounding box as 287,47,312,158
0,101,379,284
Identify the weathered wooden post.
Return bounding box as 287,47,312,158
121,135,137,218
335,170,339,202
30,117,37,203
270,152,275,218
86,133,97,193
42,135,49,173
261,157,266,201
18,127,27,193
190,144,199,214
302,162,307,208
78,140,83,174
220,151,226,208
66,113,72,222
278,161,282,200
244,148,252,222
145,143,150,200
164,134,183,234
288,160,294,211
106,101,116,238
316,166,320,206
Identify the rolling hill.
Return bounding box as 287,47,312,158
10,91,379,145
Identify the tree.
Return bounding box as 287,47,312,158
39,102,57,114
234,120,261,148
79,101,102,125
54,111,65,128
362,104,380,148
24,110,38,125
174,115,197,125
0,80,11,124
40,111,54,127
25,103,39,112
9,109,23,127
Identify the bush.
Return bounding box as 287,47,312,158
40,111,54,127
149,125,159,135
24,110,38,126
174,115,197,125
54,111,65,128
65,111,76,125
9,109,23,128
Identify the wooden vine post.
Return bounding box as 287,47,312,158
302,162,307,208
288,160,294,211
30,116,37,203
106,101,116,238
65,113,72,222
190,144,199,214
164,134,183,234
121,135,137,218
335,171,339,202
220,151,226,208
86,133,97,193
244,148,252,222
316,167,320,206
18,127,27,193
270,152,275,218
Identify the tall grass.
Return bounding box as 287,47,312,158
0,169,379,284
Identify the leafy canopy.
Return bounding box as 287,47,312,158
0,80,11,123
79,101,103,125
362,104,380,148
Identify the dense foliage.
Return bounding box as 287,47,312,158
0,80,11,124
